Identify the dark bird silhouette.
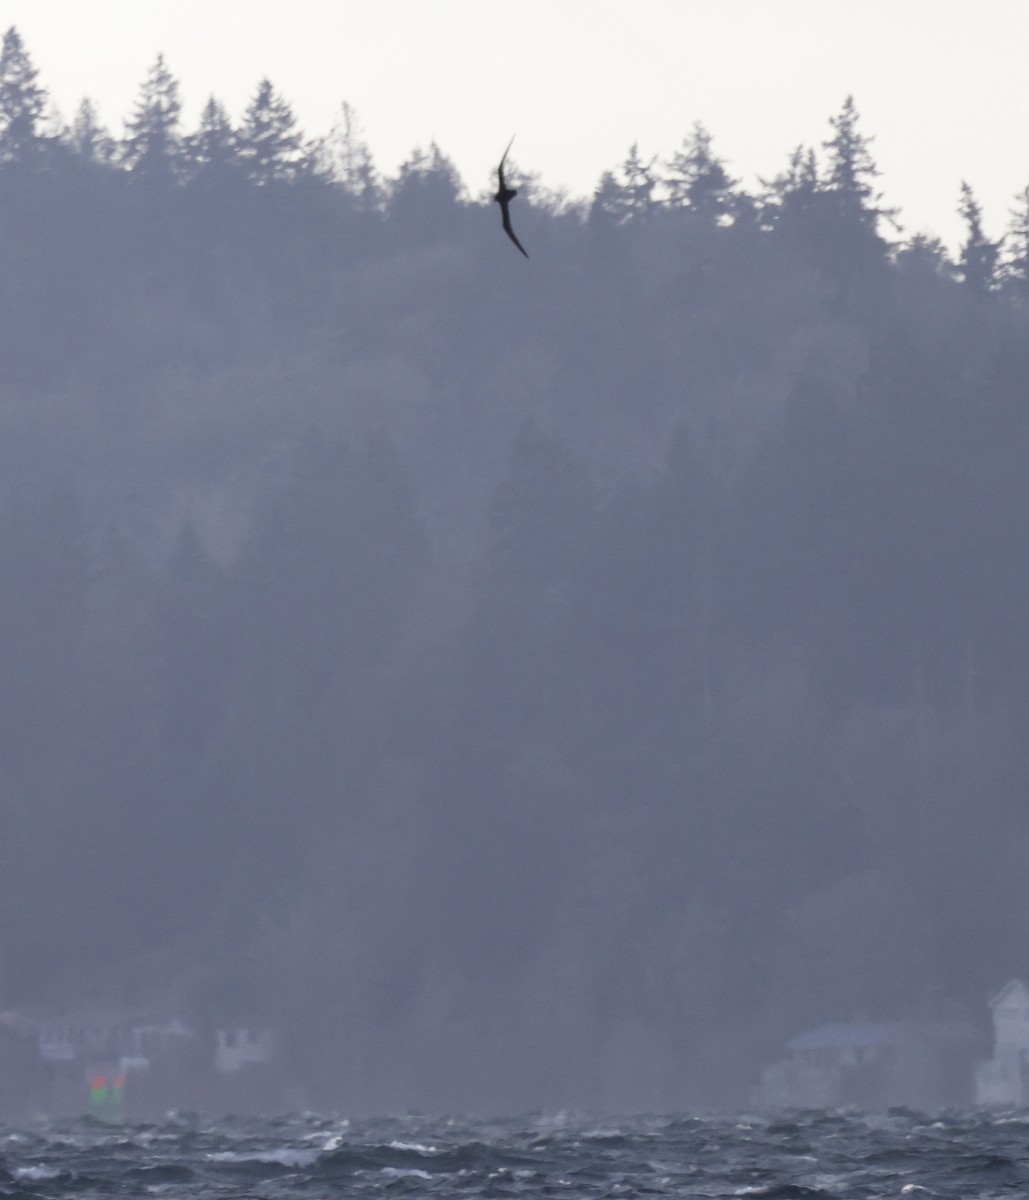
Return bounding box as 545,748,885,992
494,136,529,258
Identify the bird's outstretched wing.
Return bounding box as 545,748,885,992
501,206,529,258
498,134,516,185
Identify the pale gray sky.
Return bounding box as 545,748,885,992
6,0,1028,247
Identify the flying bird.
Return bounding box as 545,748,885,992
494,136,529,258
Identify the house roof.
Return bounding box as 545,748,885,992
787,1021,980,1052
990,979,1029,1007
3,1006,190,1035
788,1023,908,1051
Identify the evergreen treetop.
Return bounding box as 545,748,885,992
958,180,999,293
238,79,309,186
184,96,240,183
122,54,182,179
822,95,887,229
1003,184,1029,298
664,122,739,222
65,98,115,164
0,26,47,163
591,142,658,225
319,101,381,209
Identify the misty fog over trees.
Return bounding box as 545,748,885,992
0,25,1028,1111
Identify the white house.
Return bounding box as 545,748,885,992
32,1010,192,1072
756,1019,981,1109
215,1027,275,1074
975,979,1029,1105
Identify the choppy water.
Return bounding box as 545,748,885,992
2,1109,1029,1199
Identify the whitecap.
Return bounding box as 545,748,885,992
206,1147,319,1167
14,1165,62,1181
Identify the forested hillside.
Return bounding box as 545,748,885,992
1,26,1028,1110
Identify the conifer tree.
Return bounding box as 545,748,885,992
65,98,115,164
765,100,891,245
121,54,182,179
664,122,739,222
0,26,47,163
387,141,463,239
184,96,239,183
1003,184,1029,298
320,101,380,209
894,233,953,281
822,95,887,229
761,144,819,228
762,100,893,294
392,142,461,191
958,181,999,293
238,79,309,185
591,142,657,224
